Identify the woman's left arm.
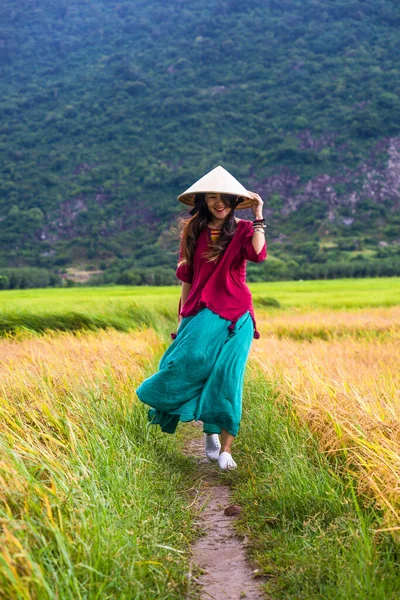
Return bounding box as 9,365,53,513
249,192,265,254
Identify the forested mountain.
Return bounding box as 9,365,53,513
1,0,400,285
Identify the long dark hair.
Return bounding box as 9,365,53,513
178,193,240,266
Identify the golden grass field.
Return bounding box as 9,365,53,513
254,306,400,533
2,305,399,535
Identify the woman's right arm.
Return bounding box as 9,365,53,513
181,282,192,307
178,282,192,326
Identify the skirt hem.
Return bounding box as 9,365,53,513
148,408,238,437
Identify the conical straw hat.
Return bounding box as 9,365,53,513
178,165,253,210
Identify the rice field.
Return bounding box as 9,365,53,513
254,306,400,532
0,329,195,598
1,279,399,597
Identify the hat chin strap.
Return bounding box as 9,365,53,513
235,197,244,208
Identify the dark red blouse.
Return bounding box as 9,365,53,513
174,219,267,339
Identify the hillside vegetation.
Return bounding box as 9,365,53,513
1,0,400,284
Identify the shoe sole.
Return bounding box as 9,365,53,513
205,451,220,462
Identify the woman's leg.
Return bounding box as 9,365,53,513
218,429,237,469
198,312,254,443
220,428,234,454
202,313,254,470
136,310,229,432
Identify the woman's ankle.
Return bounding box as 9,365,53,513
220,429,235,455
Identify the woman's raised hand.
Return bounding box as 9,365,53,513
248,192,264,220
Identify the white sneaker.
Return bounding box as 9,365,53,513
204,434,221,462
217,451,237,470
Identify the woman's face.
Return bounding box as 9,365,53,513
205,193,232,220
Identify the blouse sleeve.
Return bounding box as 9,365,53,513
241,221,267,263
175,244,194,283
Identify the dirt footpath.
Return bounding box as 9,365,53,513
185,424,265,600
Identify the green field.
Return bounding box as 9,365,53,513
1,278,399,311
0,277,397,340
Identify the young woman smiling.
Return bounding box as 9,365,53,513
136,166,267,470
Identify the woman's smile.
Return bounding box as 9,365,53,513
205,193,232,223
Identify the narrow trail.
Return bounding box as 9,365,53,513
185,422,265,600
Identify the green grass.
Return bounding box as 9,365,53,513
0,277,399,338
249,278,400,309
0,357,199,599
2,280,400,597
0,286,182,314
227,366,400,600
0,304,176,338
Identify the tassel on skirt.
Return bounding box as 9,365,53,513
135,307,253,436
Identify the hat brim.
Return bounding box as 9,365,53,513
178,191,253,211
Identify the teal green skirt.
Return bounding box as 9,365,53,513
135,308,253,437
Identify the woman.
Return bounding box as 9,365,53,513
136,166,267,470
